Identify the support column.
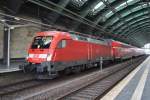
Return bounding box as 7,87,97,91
3,25,11,68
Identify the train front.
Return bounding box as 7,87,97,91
20,34,56,78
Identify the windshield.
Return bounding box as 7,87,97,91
31,36,53,49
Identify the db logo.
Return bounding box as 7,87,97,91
34,54,39,58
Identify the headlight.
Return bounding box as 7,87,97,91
26,54,29,60
47,54,52,61
26,54,34,60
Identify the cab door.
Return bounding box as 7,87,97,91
53,39,67,61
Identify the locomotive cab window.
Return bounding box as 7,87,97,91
31,36,53,49
57,40,66,48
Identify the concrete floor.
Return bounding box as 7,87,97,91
101,56,150,100
0,60,24,73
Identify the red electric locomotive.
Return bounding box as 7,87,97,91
20,31,113,78
20,31,144,78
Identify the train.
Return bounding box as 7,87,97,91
20,31,145,79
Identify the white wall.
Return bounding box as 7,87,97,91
10,15,41,58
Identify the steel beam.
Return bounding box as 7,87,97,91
104,1,141,27
95,0,131,33
28,0,108,33
112,8,149,32
127,27,150,37
72,0,103,30
28,0,125,41
124,23,150,37
114,3,150,33
43,0,70,25
116,17,150,34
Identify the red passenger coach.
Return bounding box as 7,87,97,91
111,40,143,59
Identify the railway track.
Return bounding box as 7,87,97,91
0,79,47,96
58,57,145,100
0,56,146,100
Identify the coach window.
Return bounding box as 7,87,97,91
57,40,66,48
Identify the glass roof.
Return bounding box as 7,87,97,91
105,11,114,19
105,0,116,3
103,0,148,27
129,16,149,26
133,22,150,30
110,17,119,26
142,4,148,8
71,0,88,7
89,0,147,27
111,8,149,32
121,19,150,33
93,0,150,46
113,11,149,32
121,11,131,17
127,12,147,21
115,2,127,11
114,22,124,31
71,0,150,39
127,0,140,5
92,1,106,15
121,22,150,34
103,0,142,25
132,6,142,12
94,1,104,10
126,17,133,22
120,17,150,32
119,4,146,18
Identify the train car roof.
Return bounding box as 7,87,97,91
112,40,136,48
36,31,70,36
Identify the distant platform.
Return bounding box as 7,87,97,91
0,60,24,73
101,56,150,100
0,67,20,73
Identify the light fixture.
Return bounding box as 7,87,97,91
10,27,15,29
0,19,5,22
14,17,20,21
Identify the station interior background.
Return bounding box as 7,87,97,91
0,0,150,64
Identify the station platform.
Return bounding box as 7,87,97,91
0,60,24,73
101,56,150,100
